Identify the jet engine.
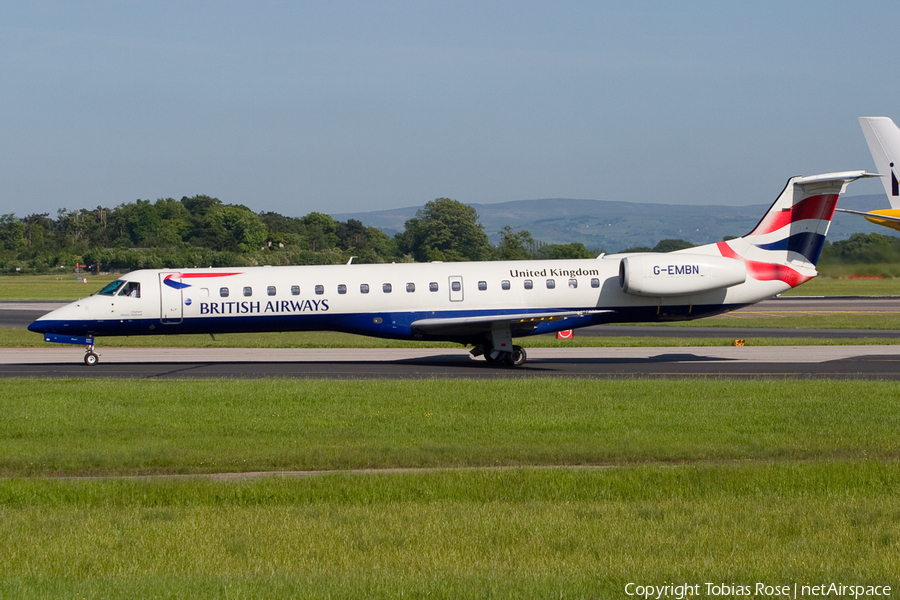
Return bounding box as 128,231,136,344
619,253,747,297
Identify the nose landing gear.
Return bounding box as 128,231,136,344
84,345,99,366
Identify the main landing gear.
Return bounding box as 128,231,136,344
470,324,528,367
471,344,527,367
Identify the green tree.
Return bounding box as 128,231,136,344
824,232,900,264
181,195,224,248
397,198,493,262
497,226,534,260
208,205,268,253
653,239,694,252
300,212,339,252
23,213,52,250
0,214,26,251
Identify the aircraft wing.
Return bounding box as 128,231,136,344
835,208,900,224
411,310,611,337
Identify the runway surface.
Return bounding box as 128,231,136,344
3,297,899,379
2,346,900,379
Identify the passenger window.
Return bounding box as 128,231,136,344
501,280,510,290
383,283,392,293
220,287,229,298
591,278,600,288
338,284,347,294
291,285,300,295
243,287,252,297
546,279,556,289
267,286,276,296
568,279,577,289
429,282,438,292
477,281,487,291
406,282,415,293
524,279,533,290
315,285,324,295
360,283,370,294
451,281,461,292
119,281,141,298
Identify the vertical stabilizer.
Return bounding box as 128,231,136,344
713,171,876,287
859,117,900,207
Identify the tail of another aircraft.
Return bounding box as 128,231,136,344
709,171,876,287
859,117,900,207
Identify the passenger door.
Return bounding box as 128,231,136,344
159,272,184,324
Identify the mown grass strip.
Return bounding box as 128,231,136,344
1,378,898,477
0,464,897,599
0,274,118,300
779,275,900,296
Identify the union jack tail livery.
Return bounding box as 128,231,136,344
688,171,877,288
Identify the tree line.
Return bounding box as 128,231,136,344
0,195,895,275
0,196,595,274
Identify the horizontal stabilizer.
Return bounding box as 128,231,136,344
791,170,880,188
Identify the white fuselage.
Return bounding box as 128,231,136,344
30,253,788,343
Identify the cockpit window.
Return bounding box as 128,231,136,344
118,282,141,298
97,280,127,296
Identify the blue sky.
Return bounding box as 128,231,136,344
2,1,898,218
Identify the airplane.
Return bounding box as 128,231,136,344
835,117,900,230
29,170,875,367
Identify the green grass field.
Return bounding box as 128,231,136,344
3,271,900,597
1,463,897,599
0,378,898,598
4,378,899,476
0,274,118,300
779,275,900,296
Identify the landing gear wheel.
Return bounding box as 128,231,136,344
84,351,99,366
505,346,527,367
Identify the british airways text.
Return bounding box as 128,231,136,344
199,300,330,315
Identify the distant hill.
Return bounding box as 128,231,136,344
332,194,897,253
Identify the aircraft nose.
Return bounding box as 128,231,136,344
27,303,73,335
28,319,49,334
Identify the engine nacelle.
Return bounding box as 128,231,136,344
619,253,747,297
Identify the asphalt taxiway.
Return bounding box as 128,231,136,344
2,346,900,380
3,297,899,379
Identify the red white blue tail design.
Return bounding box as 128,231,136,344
712,171,876,288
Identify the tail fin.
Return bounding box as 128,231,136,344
714,171,875,287
859,117,900,207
